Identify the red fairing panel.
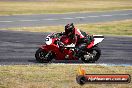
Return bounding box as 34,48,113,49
41,44,65,60
87,40,94,49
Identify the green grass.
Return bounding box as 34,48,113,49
0,64,132,88
0,0,132,15
3,20,132,36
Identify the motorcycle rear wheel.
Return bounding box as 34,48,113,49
35,48,52,63
81,46,101,63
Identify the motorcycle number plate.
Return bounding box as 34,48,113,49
45,37,52,45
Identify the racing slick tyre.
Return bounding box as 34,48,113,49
35,48,53,63
81,46,101,63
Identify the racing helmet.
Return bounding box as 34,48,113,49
65,23,75,36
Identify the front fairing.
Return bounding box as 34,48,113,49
40,44,65,60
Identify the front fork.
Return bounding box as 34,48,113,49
45,51,54,61
40,45,54,61
45,51,52,58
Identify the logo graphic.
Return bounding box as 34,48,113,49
76,66,131,85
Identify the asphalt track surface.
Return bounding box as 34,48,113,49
0,30,132,65
0,10,132,28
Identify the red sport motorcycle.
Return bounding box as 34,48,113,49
35,32,104,63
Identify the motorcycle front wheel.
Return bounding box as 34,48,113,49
35,48,53,63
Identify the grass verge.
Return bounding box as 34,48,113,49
3,20,132,36
0,0,132,15
0,64,132,88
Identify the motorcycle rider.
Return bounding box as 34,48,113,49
60,23,94,57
